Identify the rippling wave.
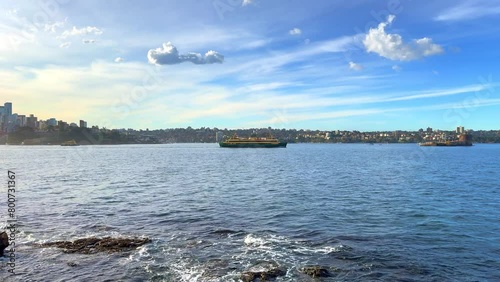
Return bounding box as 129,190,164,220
0,144,499,281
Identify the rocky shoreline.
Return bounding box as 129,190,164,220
5,234,340,280
38,236,151,254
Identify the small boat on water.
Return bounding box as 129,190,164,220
219,134,287,148
61,140,79,146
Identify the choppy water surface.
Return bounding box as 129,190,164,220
0,144,499,281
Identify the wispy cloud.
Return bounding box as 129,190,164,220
349,61,363,71
59,26,103,39
242,0,254,6
289,28,302,35
435,1,500,21
44,19,66,33
225,35,355,75
384,85,486,102
59,42,71,48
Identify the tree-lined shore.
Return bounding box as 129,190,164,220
1,126,500,145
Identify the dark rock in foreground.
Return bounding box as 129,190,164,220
39,237,150,254
240,261,286,282
300,265,330,277
0,232,9,256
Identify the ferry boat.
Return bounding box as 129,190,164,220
419,133,473,147
219,134,287,148
61,139,79,146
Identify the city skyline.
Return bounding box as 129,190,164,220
1,1,500,131
0,101,488,136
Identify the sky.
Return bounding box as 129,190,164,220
1,0,499,131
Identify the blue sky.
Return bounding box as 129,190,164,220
1,0,499,131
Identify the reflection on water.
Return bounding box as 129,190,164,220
0,144,499,281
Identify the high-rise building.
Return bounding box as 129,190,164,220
10,114,18,125
17,115,26,127
38,120,47,130
1,103,13,132
456,126,465,134
4,102,12,116
58,120,69,130
27,114,38,129
47,118,57,126
79,120,87,128
0,106,4,131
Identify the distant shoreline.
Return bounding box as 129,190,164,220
2,141,500,146
2,127,500,145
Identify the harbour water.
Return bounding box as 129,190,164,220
0,144,499,281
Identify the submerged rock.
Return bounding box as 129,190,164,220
0,232,9,256
200,259,231,280
300,265,330,278
39,237,150,254
240,261,286,282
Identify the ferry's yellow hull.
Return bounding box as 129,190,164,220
219,142,287,148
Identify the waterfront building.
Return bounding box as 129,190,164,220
4,102,12,116
47,118,57,126
38,120,47,130
0,106,3,131
17,115,27,127
27,114,38,129
58,120,69,130
79,120,87,128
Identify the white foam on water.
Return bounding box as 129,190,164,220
243,233,291,248
169,258,210,282
244,233,347,254
16,230,36,244
123,244,151,265
244,233,268,247
306,245,346,254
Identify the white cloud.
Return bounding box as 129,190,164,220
147,42,224,65
114,57,124,63
242,0,253,6
82,39,96,44
392,65,401,72
59,42,71,48
44,20,66,33
59,26,103,39
435,1,500,21
289,28,302,35
363,15,443,61
349,61,363,71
